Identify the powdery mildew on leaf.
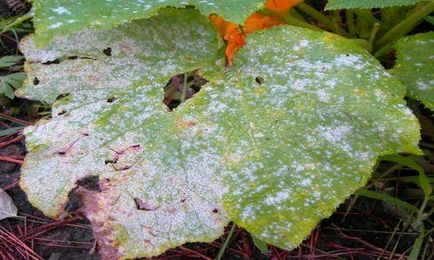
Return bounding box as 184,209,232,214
19,8,421,259
19,9,229,259
32,0,264,45
326,0,426,10
217,26,421,249
392,32,434,111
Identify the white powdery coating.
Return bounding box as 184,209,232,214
20,18,421,258
34,0,265,43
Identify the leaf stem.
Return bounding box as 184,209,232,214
1,12,33,33
368,22,381,46
346,10,356,36
215,224,236,260
259,9,322,31
375,0,434,48
296,3,342,34
289,9,307,22
353,9,379,27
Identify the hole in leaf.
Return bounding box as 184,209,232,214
104,158,117,164
379,49,397,69
255,76,264,85
57,110,67,116
134,198,159,211
107,96,117,103
102,47,112,56
42,59,61,65
64,191,83,213
33,77,39,85
163,70,208,111
77,175,101,192
56,93,70,101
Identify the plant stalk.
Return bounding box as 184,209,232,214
215,224,236,260
368,22,381,46
296,3,342,34
346,10,356,36
258,9,322,31
375,0,434,48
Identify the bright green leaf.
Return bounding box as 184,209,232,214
326,0,427,10
18,8,421,259
392,32,434,111
32,0,264,46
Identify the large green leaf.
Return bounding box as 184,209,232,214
392,32,434,111
326,0,427,10
18,8,421,259
32,0,264,46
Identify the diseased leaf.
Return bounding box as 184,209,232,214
392,32,434,111
211,0,303,65
326,0,427,10
0,189,18,221
32,0,265,45
18,8,420,259
221,26,420,250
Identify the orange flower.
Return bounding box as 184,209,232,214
211,0,304,65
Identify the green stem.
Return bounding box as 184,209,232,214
296,3,341,33
215,224,236,260
375,0,434,48
1,12,32,33
354,9,379,27
258,9,322,32
346,10,356,36
279,13,322,31
368,22,381,46
289,9,307,22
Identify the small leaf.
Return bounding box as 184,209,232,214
391,32,434,111
425,16,434,25
356,188,419,212
0,126,24,137
0,189,18,221
326,0,427,10
0,55,23,69
381,154,432,197
252,235,269,253
0,73,26,99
